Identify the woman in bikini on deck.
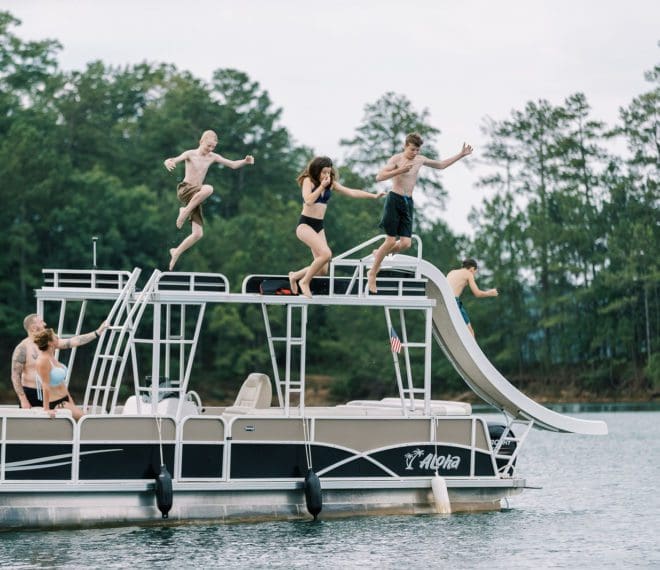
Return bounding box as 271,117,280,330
34,328,85,420
288,156,384,298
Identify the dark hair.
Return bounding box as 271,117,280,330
33,328,56,351
462,258,478,270
297,156,336,187
405,133,424,148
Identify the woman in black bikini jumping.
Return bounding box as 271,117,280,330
288,156,384,298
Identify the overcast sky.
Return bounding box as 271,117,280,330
5,0,658,235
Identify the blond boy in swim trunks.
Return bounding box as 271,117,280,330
164,130,255,270
446,258,498,337
367,133,473,293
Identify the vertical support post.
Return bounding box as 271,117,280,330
261,304,284,407
54,300,67,362
151,301,161,414
164,303,171,382
92,236,98,269
384,307,408,418
179,305,186,387
0,418,6,483
299,304,308,416
399,308,415,409
284,304,293,414
424,306,433,415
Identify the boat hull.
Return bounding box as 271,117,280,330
0,409,523,529
0,478,524,530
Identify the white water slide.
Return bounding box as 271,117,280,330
395,254,608,435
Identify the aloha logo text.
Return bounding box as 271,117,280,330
404,448,461,471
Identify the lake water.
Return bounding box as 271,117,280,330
1,410,658,569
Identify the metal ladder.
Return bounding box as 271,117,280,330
384,305,434,416
83,268,159,413
261,303,308,414
492,417,534,476
130,271,213,416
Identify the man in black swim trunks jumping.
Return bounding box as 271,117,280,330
368,133,473,293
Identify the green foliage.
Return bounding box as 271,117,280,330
646,353,660,391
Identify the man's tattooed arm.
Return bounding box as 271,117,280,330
58,331,96,349
11,344,30,407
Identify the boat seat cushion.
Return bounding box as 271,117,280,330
224,373,272,414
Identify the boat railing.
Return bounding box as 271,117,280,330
329,234,425,297
240,234,427,300
41,269,134,291
154,271,230,294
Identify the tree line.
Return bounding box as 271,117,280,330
0,12,657,403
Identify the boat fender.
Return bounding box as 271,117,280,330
155,464,173,519
431,472,452,514
303,468,322,520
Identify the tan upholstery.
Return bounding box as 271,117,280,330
224,373,272,415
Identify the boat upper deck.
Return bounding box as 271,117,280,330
36,267,437,308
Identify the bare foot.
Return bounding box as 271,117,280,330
176,207,187,229
367,269,378,294
288,272,299,295
299,280,312,299
169,248,179,271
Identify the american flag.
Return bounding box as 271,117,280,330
390,327,402,354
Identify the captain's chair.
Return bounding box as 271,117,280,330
224,373,272,414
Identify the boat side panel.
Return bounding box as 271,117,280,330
4,444,73,480
229,443,351,478
5,417,73,441
79,444,175,479
315,418,429,452
181,444,224,478
181,418,225,441
230,418,304,441
79,416,176,440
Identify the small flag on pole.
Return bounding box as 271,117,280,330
390,327,402,354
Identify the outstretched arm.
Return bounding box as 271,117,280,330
11,344,30,408
375,156,413,182
215,154,255,170
423,143,473,170
468,274,498,298
57,321,108,349
164,151,190,172
332,182,385,200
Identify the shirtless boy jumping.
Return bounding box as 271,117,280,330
446,258,498,337
164,130,254,270
368,132,472,293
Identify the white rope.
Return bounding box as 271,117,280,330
156,415,164,466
